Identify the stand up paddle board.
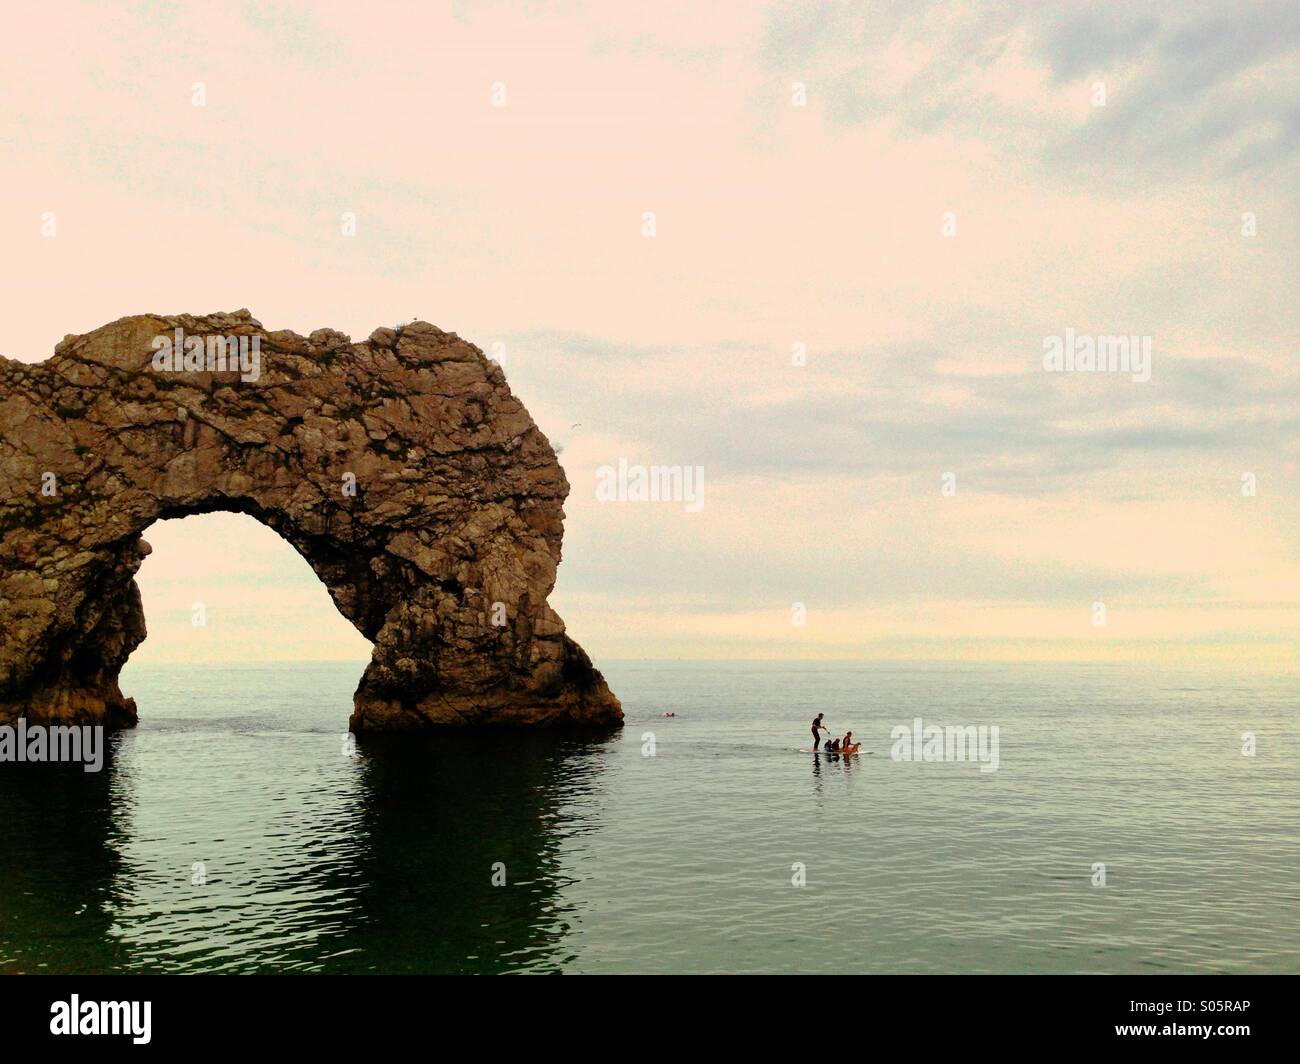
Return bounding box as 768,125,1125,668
801,746,869,754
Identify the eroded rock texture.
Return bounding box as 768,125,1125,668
0,311,621,730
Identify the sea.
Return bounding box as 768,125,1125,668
0,660,1295,974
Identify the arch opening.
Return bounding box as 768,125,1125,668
125,512,371,714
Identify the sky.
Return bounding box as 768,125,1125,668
1,1,1296,666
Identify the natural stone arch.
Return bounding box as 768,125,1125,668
0,311,621,730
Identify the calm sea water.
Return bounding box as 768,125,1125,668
0,661,1295,974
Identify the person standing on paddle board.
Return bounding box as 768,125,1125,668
811,713,829,750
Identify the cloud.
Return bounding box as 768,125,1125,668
2,0,1293,661
760,0,1300,181
505,329,1300,492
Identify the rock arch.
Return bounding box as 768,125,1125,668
0,311,621,730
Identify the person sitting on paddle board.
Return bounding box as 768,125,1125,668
811,713,829,750
841,730,853,750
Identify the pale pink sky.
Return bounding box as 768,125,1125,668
2,2,1296,665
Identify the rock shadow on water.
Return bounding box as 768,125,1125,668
335,730,618,973
0,728,619,974
0,742,132,974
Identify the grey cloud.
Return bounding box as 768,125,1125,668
560,504,1209,611
506,330,1299,493
1036,9,1161,83
761,0,1300,180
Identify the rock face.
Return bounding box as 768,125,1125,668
0,311,621,730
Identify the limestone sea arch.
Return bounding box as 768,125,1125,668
0,311,621,730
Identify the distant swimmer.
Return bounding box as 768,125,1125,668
664,712,677,717
811,713,829,750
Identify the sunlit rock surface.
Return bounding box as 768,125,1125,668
0,311,621,730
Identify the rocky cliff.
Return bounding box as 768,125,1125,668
0,311,621,730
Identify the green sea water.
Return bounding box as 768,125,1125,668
0,660,1295,974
